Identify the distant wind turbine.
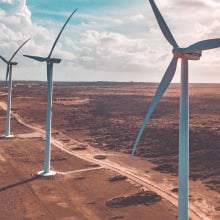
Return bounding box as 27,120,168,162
0,38,30,138
23,9,77,176
131,0,220,219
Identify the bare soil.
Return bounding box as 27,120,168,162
0,81,220,219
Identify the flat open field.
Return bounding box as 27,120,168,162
0,81,220,219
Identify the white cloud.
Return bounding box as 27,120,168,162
129,14,145,22
72,30,155,73
1,0,13,3
201,0,220,7
0,0,68,59
0,0,31,22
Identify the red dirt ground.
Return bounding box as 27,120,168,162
0,81,220,219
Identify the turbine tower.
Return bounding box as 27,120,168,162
0,38,30,138
131,1,220,219
23,9,77,176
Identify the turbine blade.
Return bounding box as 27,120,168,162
5,65,10,82
9,38,31,62
48,9,77,58
0,56,8,64
131,56,178,156
149,0,178,48
184,38,220,52
23,55,46,62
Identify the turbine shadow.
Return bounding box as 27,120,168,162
0,175,39,192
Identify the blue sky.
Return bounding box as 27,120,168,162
0,0,220,82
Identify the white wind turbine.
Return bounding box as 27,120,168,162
0,38,30,138
23,9,77,176
131,0,220,219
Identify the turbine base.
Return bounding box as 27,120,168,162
38,170,56,177
0,134,15,139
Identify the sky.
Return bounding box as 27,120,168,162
0,0,220,82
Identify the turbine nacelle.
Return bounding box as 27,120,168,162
9,62,18,66
49,58,61,64
172,48,202,60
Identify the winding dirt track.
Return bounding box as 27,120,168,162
0,101,207,220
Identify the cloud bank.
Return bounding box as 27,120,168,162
0,0,220,82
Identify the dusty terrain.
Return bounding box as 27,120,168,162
0,81,220,219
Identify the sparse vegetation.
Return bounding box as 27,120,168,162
108,175,127,182
106,191,161,208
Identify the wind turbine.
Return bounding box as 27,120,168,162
131,0,220,219
0,38,30,138
23,9,77,176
